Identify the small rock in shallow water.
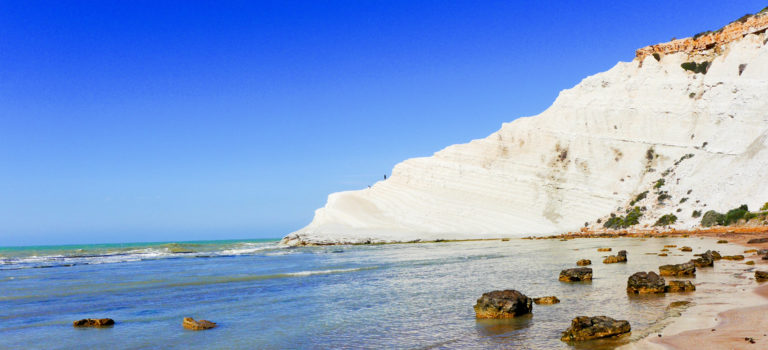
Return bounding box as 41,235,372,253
627,271,666,294
680,246,692,252
533,296,560,305
474,290,532,318
722,255,745,261
576,259,591,266
73,318,114,327
755,271,768,281
717,240,728,244
746,261,755,265
559,268,593,282
183,317,217,330
665,280,696,292
747,238,768,244
560,316,631,342
597,248,612,252
659,262,696,277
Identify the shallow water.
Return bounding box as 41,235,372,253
0,237,756,349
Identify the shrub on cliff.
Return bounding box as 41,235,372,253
654,214,677,227
629,191,648,206
724,205,749,225
603,207,643,229
701,210,725,227
681,61,710,74
692,210,702,218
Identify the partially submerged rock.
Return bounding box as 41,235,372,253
747,238,768,244
664,245,677,248
559,268,593,282
603,250,627,264
597,248,612,252
576,259,592,266
474,290,533,318
560,316,631,342
717,240,728,244
679,246,692,252
533,296,560,305
721,255,745,261
73,318,114,328
627,271,666,294
755,271,768,281
665,280,696,292
659,262,696,277
183,317,217,330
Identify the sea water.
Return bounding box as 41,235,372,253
0,237,756,349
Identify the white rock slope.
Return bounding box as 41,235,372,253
283,32,768,245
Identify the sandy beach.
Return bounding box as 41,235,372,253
626,231,768,349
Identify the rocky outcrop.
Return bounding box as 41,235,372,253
665,280,696,292
559,268,593,282
576,259,592,266
603,250,627,264
474,290,533,319
627,271,666,294
533,296,560,305
73,318,114,327
755,271,768,281
636,12,768,59
659,262,696,277
182,317,217,330
560,316,631,342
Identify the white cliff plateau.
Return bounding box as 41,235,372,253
283,28,768,246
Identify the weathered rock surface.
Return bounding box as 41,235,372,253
533,296,560,305
680,246,692,252
755,271,768,281
748,238,768,244
597,248,612,252
561,316,631,342
576,259,592,266
73,318,114,327
665,280,696,292
659,262,696,277
717,240,728,244
627,271,666,294
474,290,533,319
182,317,217,330
559,268,593,282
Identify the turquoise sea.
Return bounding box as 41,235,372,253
0,237,755,349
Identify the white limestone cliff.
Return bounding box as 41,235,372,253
282,31,768,245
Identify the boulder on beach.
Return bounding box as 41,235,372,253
747,238,768,244
659,262,695,277
597,248,612,252
559,268,593,282
474,290,533,318
627,271,666,294
560,316,631,342
182,317,217,330
73,318,114,328
533,296,560,305
665,280,696,292
755,271,768,281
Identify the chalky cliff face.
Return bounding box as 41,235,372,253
282,18,768,246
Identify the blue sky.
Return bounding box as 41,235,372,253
1,1,765,246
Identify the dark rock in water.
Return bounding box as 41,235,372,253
717,240,728,244
533,296,560,305
756,249,768,255
474,290,533,319
576,259,592,266
73,318,114,327
627,271,666,294
665,280,696,292
755,271,768,281
603,250,627,264
691,250,716,267
183,317,217,330
659,262,696,277
560,316,631,342
667,300,691,309
597,248,612,252
748,238,768,244
680,246,692,252
721,255,745,261
559,268,593,282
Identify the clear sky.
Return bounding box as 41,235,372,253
1,1,765,246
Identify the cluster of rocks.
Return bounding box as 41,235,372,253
72,317,217,331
